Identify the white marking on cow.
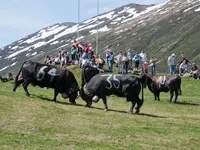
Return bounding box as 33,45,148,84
48,68,60,82
37,66,48,81
113,74,122,89
101,74,113,89
101,74,122,89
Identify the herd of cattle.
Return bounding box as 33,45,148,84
12,61,182,114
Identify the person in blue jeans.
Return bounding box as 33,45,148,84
108,52,114,71
168,53,176,75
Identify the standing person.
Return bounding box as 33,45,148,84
127,49,132,70
108,52,114,71
140,51,147,64
71,45,77,62
149,57,156,75
190,63,199,79
123,52,129,74
143,62,149,74
81,56,89,68
65,52,70,66
117,51,123,74
168,53,176,75
84,43,90,59
60,53,66,67
105,46,111,65
133,53,141,72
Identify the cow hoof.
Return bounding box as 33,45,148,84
129,111,133,114
135,110,140,114
168,101,172,103
85,104,91,108
104,109,108,112
70,102,76,105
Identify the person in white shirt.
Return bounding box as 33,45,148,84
168,53,176,75
117,51,123,74
81,57,89,68
139,51,147,64
179,60,188,75
54,55,60,65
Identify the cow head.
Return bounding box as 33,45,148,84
140,73,149,88
79,85,93,107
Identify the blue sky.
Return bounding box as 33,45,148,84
0,0,166,47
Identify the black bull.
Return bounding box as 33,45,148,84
13,61,79,104
80,66,146,113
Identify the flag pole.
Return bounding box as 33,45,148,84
77,0,80,41
96,0,99,57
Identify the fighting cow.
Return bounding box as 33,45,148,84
81,65,112,88
80,66,146,113
13,61,79,104
145,74,181,103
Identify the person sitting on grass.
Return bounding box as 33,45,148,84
190,63,199,80
179,60,188,76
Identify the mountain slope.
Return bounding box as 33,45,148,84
1,0,200,74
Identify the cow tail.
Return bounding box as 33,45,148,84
141,82,144,103
14,61,27,83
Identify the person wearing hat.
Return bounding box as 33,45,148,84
190,63,199,79
168,53,176,75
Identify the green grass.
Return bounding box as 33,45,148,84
0,69,200,150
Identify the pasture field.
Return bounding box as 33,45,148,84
0,68,200,150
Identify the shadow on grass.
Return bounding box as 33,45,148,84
31,94,166,118
175,101,200,106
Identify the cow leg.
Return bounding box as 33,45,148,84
157,92,160,101
127,94,136,113
135,96,143,114
169,90,174,103
129,100,136,113
174,90,179,103
22,80,30,97
53,89,59,103
101,95,108,111
13,79,24,92
154,92,157,100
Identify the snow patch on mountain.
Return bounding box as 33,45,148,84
11,45,19,50
24,25,67,44
0,66,9,72
10,62,17,67
50,41,60,45
194,7,200,12
31,52,37,56
89,26,111,34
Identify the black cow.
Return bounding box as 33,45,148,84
81,65,112,88
80,67,146,113
145,74,181,103
13,61,79,104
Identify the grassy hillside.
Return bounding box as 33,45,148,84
0,68,200,150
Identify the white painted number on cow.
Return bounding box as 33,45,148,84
37,66,48,81
37,66,59,82
101,74,121,89
48,68,58,82
101,74,112,89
